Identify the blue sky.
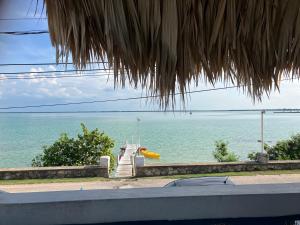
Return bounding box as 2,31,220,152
1,0,300,112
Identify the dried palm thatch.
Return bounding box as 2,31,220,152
45,0,300,107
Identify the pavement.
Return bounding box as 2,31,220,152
230,173,300,185
0,174,300,193
0,178,175,193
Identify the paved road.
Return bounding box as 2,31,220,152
1,174,300,193
0,178,174,193
230,174,300,185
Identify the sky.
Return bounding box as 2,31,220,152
0,0,300,112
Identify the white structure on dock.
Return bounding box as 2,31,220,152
115,144,138,178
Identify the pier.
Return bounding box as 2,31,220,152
115,144,138,178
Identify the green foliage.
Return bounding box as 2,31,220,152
32,123,115,170
266,134,300,160
213,140,239,162
248,144,270,161
247,152,258,161
248,134,300,160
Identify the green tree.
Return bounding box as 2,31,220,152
248,144,270,161
267,134,300,160
248,134,300,161
32,123,115,170
213,140,239,162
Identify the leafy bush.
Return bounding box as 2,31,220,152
213,140,239,162
266,134,300,160
248,134,300,160
248,151,258,161
248,144,270,161
32,123,115,170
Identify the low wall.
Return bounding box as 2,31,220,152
0,165,109,180
135,160,300,177
1,183,300,225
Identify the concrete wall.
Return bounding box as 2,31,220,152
135,160,300,177
0,165,109,180
3,160,300,180
1,183,300,225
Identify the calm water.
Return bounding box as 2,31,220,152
1,111,300,168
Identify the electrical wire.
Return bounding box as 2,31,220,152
0,30,49,35
0,73,113,80
0,68,110,75
0,18,47,21
0,62,109,66
0,86,239,110
3,78,296,110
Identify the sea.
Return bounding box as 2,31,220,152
1,111,300,168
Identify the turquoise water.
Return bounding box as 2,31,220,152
1,112,300,168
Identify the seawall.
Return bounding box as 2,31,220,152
0,165,109,179
135,160,300,177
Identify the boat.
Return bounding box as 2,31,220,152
139,147,160,159
141,150,160,159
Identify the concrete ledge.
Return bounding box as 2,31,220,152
0,165,109,180
135,160,300,177
1,183,300,225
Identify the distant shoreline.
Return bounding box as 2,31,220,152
0,109,300,113
273,111,300,114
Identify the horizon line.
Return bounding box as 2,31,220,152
0,109,300,113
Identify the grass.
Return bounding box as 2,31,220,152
147,169,300,179
0,177,109,185
1,169,300,185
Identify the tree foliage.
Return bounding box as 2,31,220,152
248,134,300,161
266,134,300,160
213,140,239,162
32,123,115,170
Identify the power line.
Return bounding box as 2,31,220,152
0,73,113,80
0,17,47,21
0,68,110,75
0,86,239,110
0,109,290,113
0,30,49,35
0,78,294,110
0,62,109,66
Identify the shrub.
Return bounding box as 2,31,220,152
32,123,115,170
266,134,300,160
213,140,239,162
247,151,258,161
248,144,270,161
248,134,300,161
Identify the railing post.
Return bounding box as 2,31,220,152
100,156,110,178
135,155,145,167
134,155,145,177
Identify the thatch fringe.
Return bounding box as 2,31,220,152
45,0,300,107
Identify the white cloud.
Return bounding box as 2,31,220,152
1,65,300,110
48,65,56,71
0,66,134,101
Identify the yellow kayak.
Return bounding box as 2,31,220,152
141,150,160,159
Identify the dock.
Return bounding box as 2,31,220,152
115,144,138,178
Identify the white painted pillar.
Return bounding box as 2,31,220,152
134,155,145,168
100,156,110,178
100,156,110,168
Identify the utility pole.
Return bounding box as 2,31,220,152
261,110,266,153
137,117,141,147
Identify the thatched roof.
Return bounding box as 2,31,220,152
45,0,300,106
